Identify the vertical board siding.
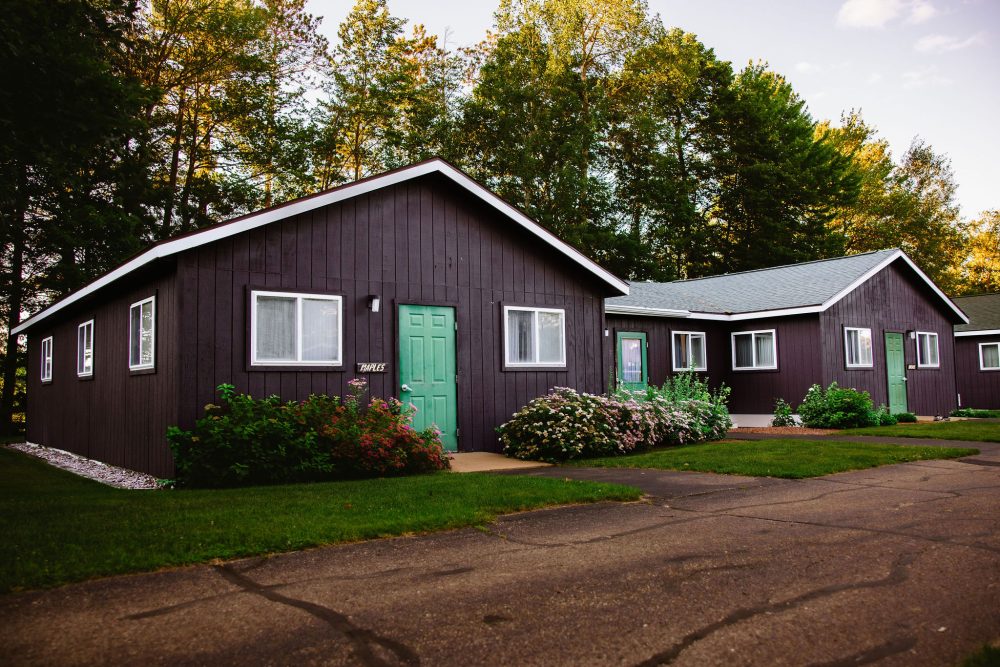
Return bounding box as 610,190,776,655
821,262,959,416
171,173,610,456
954,335,1000,409
606,314,822,413
25,264,180,478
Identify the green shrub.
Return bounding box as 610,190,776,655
500,377,731,463
167,381,448,488
771,399,797,427
895,411,918,423
797,382,877,429
871,404,898,426
951,408,1000,418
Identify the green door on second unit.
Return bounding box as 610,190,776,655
617,331,648,391
399,305,458,452
884,332,908,414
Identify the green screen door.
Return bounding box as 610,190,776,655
399,305,458,452
616,331,648,391
884,332,908,414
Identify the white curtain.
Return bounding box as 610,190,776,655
538,311,563,363
621,338,642,382
507,310,534,363
755,332,774,367
256,296,296,361
983,344,1000,368
301,298,338,362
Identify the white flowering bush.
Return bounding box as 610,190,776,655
500,376,732,463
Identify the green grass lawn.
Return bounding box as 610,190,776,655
571,439,978,479
0,448,640,594
843,420,1000,442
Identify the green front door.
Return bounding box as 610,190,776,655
616,331,648,391
884,332,908,414
399,305,458,452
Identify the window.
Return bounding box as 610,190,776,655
250,291,342,366
731,329,777,370
40,336,53,382
672,331,707,371
504,306,566,367
129,296,156,371
916,331,939,368
844,327,873,368
77,320,94,377
979,342,1000,371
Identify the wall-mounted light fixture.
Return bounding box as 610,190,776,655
368,295,381,313
907,330,915,340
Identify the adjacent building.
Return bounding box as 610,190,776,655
952,293,1000,409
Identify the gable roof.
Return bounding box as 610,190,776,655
953,293,1000,336
607,248,968,323
13,158,629,335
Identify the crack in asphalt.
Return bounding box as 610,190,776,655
807,635,918,666
484,514,712,548
214,564,419,667
632,551,920,667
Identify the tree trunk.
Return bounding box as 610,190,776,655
161,89,187,236
0,162,28,436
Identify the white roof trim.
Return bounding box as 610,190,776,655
13,159,628,334
608,250,969,325
604,305,690,318
955,329,1000,337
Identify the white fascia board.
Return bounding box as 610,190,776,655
605,305,690,318
955,329,1000,337
13,159,628,335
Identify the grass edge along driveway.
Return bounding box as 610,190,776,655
572,438,979,479
0,447,640,594
843,420,1000,442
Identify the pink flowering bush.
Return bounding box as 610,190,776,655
500,376,731,463
167,380,448,487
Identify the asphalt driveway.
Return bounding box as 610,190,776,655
2,447,999,666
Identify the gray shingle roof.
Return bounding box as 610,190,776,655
608,249,900,315
953,294,1000,332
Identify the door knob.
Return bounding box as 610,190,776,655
401,384,412,392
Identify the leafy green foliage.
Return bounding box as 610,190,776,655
797,382,878,429
572,439,979,478
0,447,640,592
771,399,797,427
843,420,1000,442
895,411,918,423
499,376,731,463
951,408,1000,418
167,382,448,488
871,404,898,426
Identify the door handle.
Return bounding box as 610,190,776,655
401,384,412,392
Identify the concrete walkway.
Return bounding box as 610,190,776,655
3,443,999,666
448,452,551,473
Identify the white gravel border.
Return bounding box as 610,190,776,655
7,442,161,490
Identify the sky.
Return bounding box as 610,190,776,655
308,0,1000,219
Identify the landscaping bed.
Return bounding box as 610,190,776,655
0,447,640,593
570,439,979,479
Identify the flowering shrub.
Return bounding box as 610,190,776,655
771,399,798,427
797,382,878,429
499,375,732,463
167,381,448,488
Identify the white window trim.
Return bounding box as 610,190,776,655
979,342,1000,371
844,326,874,368
40,336,53,382
731,329,778,371
77,319,94,377
250,290,343,367
503,305,567,368
671,331,707,372
916,331,940,369
129,296,156,371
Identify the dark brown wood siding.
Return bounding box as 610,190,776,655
605,314,822,413
24,262,180,477
821,261,958,416
955,335,1000,409
175,173,612,454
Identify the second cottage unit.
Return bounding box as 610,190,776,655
952,293,1000,410
605,249,969,424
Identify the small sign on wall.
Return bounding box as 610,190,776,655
356,362,387,373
